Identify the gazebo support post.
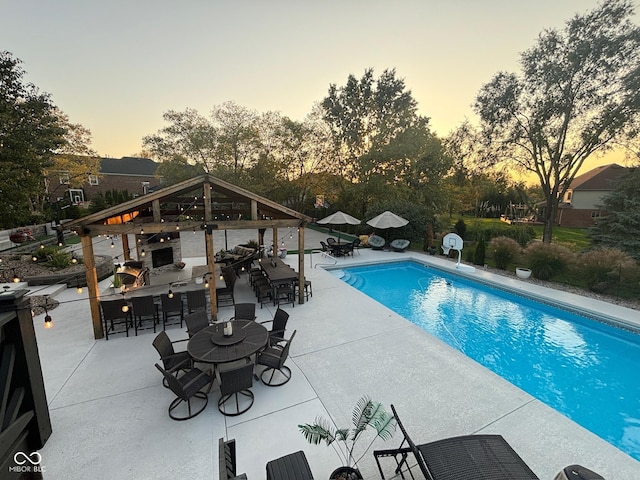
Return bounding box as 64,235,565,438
81,234,103,339
297,225,305,304
121,234,131,261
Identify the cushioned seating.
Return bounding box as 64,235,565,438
390,239,410,252
266,450,314,480
368,235,386,250
219,438,248,480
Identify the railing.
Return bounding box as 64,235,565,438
309,249,337,269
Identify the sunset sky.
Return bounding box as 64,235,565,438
2,0,635,175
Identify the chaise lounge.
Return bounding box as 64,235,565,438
373,405,539,480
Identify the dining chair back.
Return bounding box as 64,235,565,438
231,303,256,321
160,293,184,328
217,363,255,416
186,289,207,314
256,330,296,386
185,311,209,337
130,295,158,335
100,299,131,340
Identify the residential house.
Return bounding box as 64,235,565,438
556,163,628,227
52,157,161,206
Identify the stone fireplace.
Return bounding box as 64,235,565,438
136,232,182,272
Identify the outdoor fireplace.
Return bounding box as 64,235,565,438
137,232,182,271
152,247,174,268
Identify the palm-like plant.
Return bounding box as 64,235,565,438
298,396,396,469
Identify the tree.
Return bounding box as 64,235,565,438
142,108,218,172
588,166,640,259
0,51,66,228
322,68,449,217
474,0,640,243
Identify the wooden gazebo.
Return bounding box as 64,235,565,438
65,174,311,339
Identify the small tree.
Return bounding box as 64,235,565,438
454,219,467,239
474,237,486,266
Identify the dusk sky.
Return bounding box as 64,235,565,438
3,0,635,174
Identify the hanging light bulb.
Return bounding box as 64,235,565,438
168,289,174,299
175,225,180,231
204,276,209,288
32,256,38,262
110,240,115,248
12,269,19,283
140,227,144,235
77,285,83,294
40,243,45,249
71,256,77,264
44,307,53,329
141,249,146,257
121,303,129,313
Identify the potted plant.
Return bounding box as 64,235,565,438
298,396,396,480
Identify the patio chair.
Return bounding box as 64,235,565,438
217,362,255,416
100,299,131,340
185,310,210,337
217,267,236,306
390,239,411,252
320,241,330,253
155,363,213,420
326,237,337,246
294,277,312,301
274,281,295,308
266,450,314,480
230,302,256,321
260,308,289,345
186,288,207,314
373,404,539,480
219,438,248,480
255,330,296,386
152,331,192,387
160,293,184,329
130,295,158,335
368,234,386,250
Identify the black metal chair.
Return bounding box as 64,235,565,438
217,363,255,416
152,331,192,387
274,281,295,308
185,310,209,338
186,288,207,314
130,295,158,335
294,278,312,301
260,308,289,346
160,293,184,329
230,303,256,321
217,267,236,306
155,363,213,420
100,299,131,340
256,330,296,386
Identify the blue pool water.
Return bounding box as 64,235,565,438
332,261,640,461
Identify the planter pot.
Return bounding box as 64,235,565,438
516,267,532,279
329,466,363,480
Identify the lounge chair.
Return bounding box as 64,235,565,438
368,235,386,250
390,239,410,252
373,405,539,480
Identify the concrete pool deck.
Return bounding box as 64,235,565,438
22,230,640,479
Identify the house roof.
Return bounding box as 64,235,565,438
570,163,628,191
100,157,158,176
65,173,311,236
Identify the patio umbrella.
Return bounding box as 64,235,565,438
317,210,361,242
366,210,409,241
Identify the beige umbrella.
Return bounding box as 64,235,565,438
366,211,409,230
317,211,361,242
366,211,409,241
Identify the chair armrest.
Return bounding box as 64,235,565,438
166,356,192,374
259,320,273,325
181,369,212,390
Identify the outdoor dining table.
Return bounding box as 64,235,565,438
187,319,268,365
260,257,298,284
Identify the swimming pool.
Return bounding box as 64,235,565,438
331,260,640,461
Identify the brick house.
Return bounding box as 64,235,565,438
555,163,629,227
52,156,161,206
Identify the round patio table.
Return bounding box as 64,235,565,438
187,319,268,365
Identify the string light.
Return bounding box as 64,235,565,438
168,289,174,299
141,249,146,257
44,307,53,329
12,269,20,283
32,255,38,262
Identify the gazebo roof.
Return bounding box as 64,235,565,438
66,174,311,236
